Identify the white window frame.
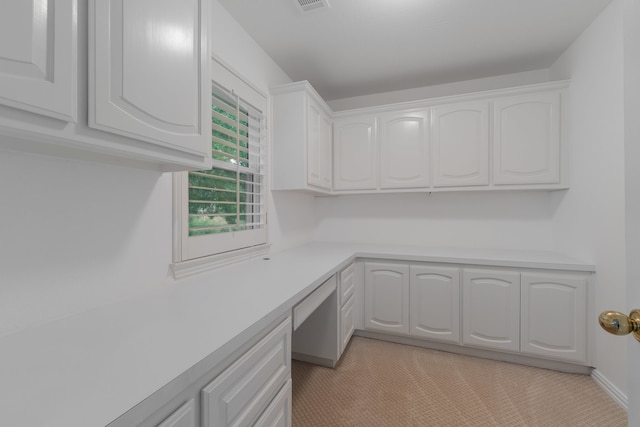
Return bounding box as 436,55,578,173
171,58,270,279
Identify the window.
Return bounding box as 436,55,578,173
172,66,268,276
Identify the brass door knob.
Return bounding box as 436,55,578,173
599,309,640,342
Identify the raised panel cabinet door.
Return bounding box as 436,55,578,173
201,317,291,427
364,262,410,334
409,265,461,344
253,379,292,427
0,0,77,121
89,0,210,157
462,269,520,352
307,102,332,190
333,116,377,190
521,272,588,363
493,92,561,185
432,101,489,187
379,110,430,189
319,112,333,189
340,295,355,354
157,399,196,427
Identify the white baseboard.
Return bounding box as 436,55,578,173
591,369,628,411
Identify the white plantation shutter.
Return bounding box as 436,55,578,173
174,73,267,263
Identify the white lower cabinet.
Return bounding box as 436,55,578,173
462,268,520,352
339,262,357,354
157,399,196,427
201,317,291,427
364,261,589,366
364,262,410,334
410,265,461,344
521,272,588,363
254,379,292,427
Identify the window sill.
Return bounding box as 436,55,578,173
171,244,271,280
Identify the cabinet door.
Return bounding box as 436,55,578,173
0,0,77,121
157,399,196,427
307,102,332,190
340,295,355,354
254,379,292,427
463,269,520,352
364,262,409,334
201,318,291,427
89,0,210,157
379,110,430,189
333,116,377,190
521,272,588,363
493,92,561,185
432,102,489,187
410,265,460,344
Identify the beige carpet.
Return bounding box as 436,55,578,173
292,337,627,426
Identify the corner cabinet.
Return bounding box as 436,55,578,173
0,1,211,171
271,81,333,193
493,91,561,185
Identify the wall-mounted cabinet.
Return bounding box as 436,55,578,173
333,115,378,190
0,1,212,171
271,81,333,194
493,91,561,185
431,101,489,187
379,110,430,189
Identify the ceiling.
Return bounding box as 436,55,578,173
218,0,613,101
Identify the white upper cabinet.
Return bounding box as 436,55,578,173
0,1,212,171
0,0,77,122
333,115,378,190
431,101,489,187
89,0,210,157
379,110,430,189
307,101,333,189
493,91,561,185
271,81,333,193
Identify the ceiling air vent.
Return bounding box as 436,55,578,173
295,0,330,14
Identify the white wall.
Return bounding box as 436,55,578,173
0,0,315,337
548,0,628,396
327,69,550,112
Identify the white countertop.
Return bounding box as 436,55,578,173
0,242,595,427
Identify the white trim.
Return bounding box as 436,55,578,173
171,243,271,279
210,53,268,100
591,369,628,411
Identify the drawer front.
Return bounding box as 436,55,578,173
254,379,292,427
340,295,355,354
339,262,356,306
201,317,291,427
157,399,196,427
293,275,337,330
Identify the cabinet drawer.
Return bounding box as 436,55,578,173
339,263,356,306
293,275,337,330
157,399,196,427
201,317,291,427
254,379,292,427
